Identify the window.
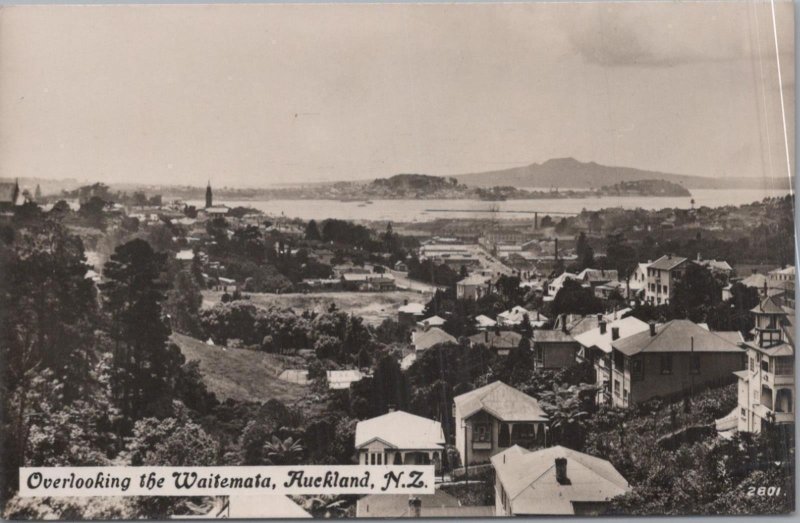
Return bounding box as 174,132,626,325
750,357,755,372
376,454,382,465
473,423,491,443
740,407,747,418
631,358,644,381
690,354,700,375
660,354,673,375
370,454,376,465
761,359,770,373
613,350,625,371
614,379,621,397
662,285,668,294
775,357,793,375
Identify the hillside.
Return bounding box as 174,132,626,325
171,333,307,404
454,157,791,190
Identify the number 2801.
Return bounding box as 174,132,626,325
747,486,782,496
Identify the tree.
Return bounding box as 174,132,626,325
264,435,304,465
165,270,203,336
101,239,183,426
550,279,603,316
669,264,721,321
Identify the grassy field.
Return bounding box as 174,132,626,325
171,332,308,404
201,290,429,326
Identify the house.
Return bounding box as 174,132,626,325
469,330,523,356
456,274,492,300
547,272,580,297
496,306,548,328
694,255,733,278
474,314,497,330
610,320,745,407
417,315,446,329
393,260,409,272
627,262,650,294
355,410,445,470
732,297,794,433
532,327,581,369
594,280,625,300
175,249,195,263
326,369,365,389
412,327,457,352
644,254,689,305
767,266,796,308
398,302,426,326
356,490,493,518
203,205,230,217
578,268,619,288
573,316,650,404
453,381,548,465
492,445,630,516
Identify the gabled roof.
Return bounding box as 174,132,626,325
454,381,547,422
491,445,629,515
419,315,446,327
475,314,497,328
534,329,576,343
469,330,523,350
578,268,619,282
740,273,768,288
354,410,445,450
751,296,787,315
398,302,426,315
648,255,689,271
457,274,491,286
412,327,457,350
549,272,579,288
573,316,650,354
497,305,530,324
613,320,743,356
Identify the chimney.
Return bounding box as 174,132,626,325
696,252,701,262
555,457,570,485
561,314,568,333
404,299,409,306
408,497,422,518
611,327,620,340
649,322,656,337
596,313,602,322
485,331,489,343
599,321,607,335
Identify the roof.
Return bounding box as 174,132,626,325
355,410,445,450
454,381,547,422
751,296,787,315
741,273,768,288
573,316,650,354
498,305,533,324
457,274,491,286
491,445,629,515
176,249,195,261
696,259,733,272
420,315,446,327
412,327,457,351
613,320,743,357
648,254,689,271
578,268,619,282
769,265,796,276
399,302,426,315
356,490,459,518
469,330,523,350
748,341,794,357
534,329,577,343
549,272,579,288
475,314,497,328
326,369,364,389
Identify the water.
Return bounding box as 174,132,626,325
189,188,790,222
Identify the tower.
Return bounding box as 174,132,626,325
205,180,213,208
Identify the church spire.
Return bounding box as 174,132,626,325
205,180,213,208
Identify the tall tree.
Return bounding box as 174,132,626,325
101,239,183,427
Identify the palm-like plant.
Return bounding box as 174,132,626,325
263,435,304,465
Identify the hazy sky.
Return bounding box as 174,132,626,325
0,1,794,187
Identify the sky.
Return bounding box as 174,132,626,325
0,1,795,187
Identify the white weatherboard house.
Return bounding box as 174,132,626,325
355,410,445,471
492,445,630,516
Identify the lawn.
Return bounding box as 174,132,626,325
171,332,308,404
201,290,428,326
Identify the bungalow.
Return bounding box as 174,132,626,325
496,306,548,328
578,268,619,288
412,327,457,352
694,255,734,278
474,314,497,331
398,302,426,326
492,445,630,516
341,273,396,292
532,327,581,369
454,381,548,465
469,330,523,356
456,274,492,300
326,369,366,390
610,319,745,407
355,410,445,470
547,272,580,297
393,260,409,272
417,315,446,329
594,280,625,300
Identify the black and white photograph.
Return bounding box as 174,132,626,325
0,0,796,519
